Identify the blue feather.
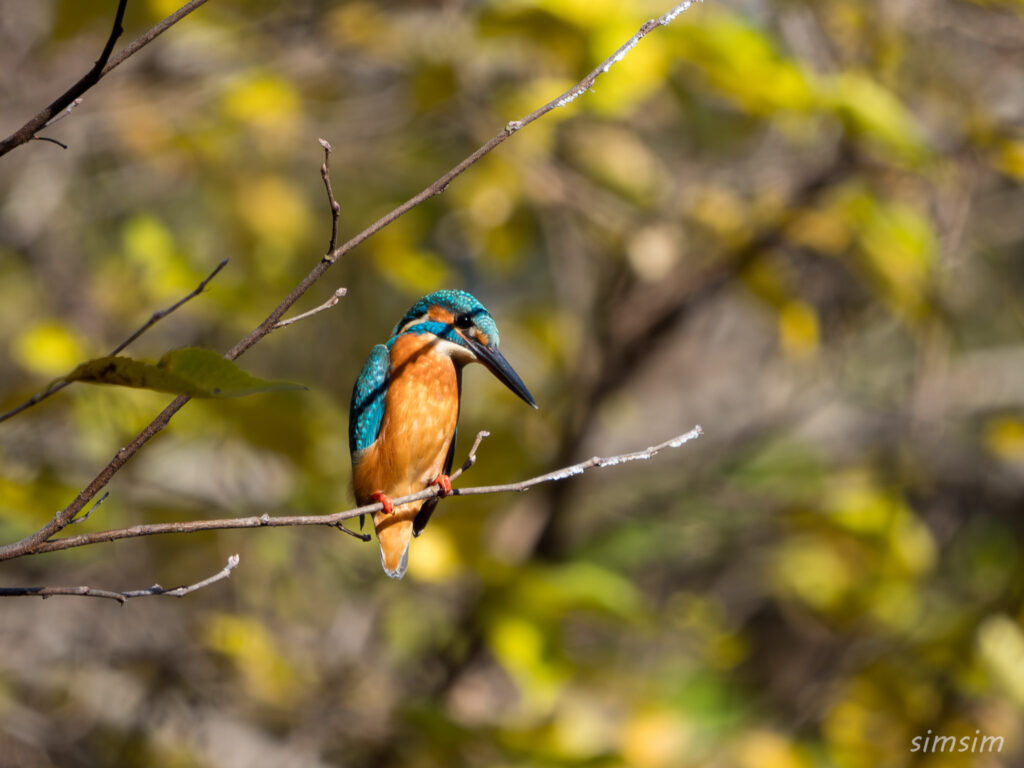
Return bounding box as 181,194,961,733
349,344,390,454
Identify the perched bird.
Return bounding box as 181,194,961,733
349,290,537,578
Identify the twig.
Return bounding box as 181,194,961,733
0,554,240,604
32,136,69,150
0,0,211,158
450,430,490,481
0,0,704,562
111,258,230,355
319,138,341,253
42,98,83,128
0,259,228,425
14,427,703,558
68,491,109,526
101,0,211,76
334,522,371,542
273,287,347,329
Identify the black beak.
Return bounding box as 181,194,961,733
465,337,538,409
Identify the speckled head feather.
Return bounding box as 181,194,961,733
393,289,500,349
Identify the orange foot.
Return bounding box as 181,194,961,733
431,473,453,497
371,491,394,515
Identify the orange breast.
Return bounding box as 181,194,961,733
352,332,461,507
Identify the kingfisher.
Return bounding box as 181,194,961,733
349,290,537,579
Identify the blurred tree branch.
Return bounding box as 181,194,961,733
535,147,857,558
0,0,212,158
0,1,705,568
0,554,239,603
3,427,702,561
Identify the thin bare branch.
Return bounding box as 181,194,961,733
0,0,703,562
334,522,372,542
111,258,230,356
32,136,69,150
0,554,240,603
0,0,211,158
101,0,211,76
68,491,109,526
42,98,84,128
274,287,347,329
0,258,228,425
319,138,341,253
16,427,703,558
450,430,490,481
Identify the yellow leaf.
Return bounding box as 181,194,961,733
620,708,691,768
786,207,853,255
824,677,914,768
204,614,309,706
994,140,1024,179
774,535,852,610
408,526,461,582
734,730,813,768
984,416,1024,461
487,614,565,713
836,187,936,320
691,185,748,243
551,693,618,759
222,72,301,143
778,301,820,360
10,322,86,377
588,21,671,114
122,213,195,299
570,124,666,203
677,15,816,115
372,247,449,296
977,615,1024,707
826,72,929,162
235,175,311,247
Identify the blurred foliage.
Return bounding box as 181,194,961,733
65,347,305,398
1,0,1024,766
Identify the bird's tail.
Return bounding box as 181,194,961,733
374,509,414,579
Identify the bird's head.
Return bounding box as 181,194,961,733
393,289,537,408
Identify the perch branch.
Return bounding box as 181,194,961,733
0,0,211,158
0,258,228,425
12,427,703,558
0,0,703,561
0,554,239,603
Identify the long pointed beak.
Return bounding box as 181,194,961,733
465,337,538,409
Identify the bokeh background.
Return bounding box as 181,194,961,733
2,0,1024,766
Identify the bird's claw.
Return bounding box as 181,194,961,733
371,491,394,515
432,473,453,497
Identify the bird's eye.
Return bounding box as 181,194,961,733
454,313,473,329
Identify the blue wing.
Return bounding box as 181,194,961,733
349,344,390,455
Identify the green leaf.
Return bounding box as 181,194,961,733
65,347,305,398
